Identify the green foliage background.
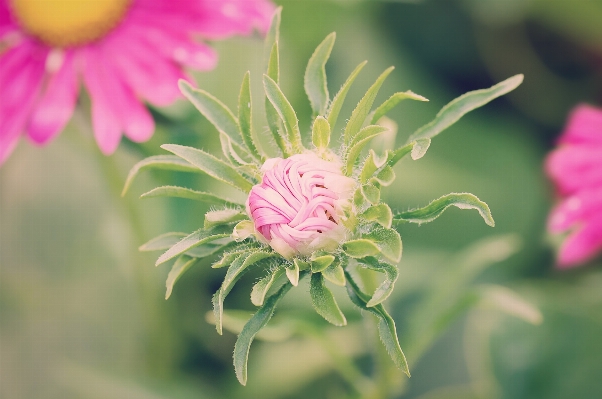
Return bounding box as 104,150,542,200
1,1,601,398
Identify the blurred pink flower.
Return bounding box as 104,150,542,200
0,0,273,163
546,104,602,268
247,153,356,258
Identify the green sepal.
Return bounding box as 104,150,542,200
359,149,388,184
122,155,199,196
407,74,524,143
344,66,394,145
139,232,186,252
310,273,347,326
234,273,303,386
155,228,231,266
357,256,399,307
165,255,197,300
286,259,300,286
353,184,381,211
372,166,395,187
327,61,367,131
304,32,336,116
393,193,495,227
251,267,286,306
345,271,410,376
238,71,264,161
310,254,335,273
360,203,393,228
322,260,346,286
345,125,389,175
345,226,402,263
161,144,253,192
312,116,331,150
370,90,428,124
263,75,304,154
204,209,247,229
140,185,244,207
342,239,380,259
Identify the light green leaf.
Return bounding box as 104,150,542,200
140,185,244,207
213,248,250,269
264,6,282,65
360,203,393,228
371,90,428,124
393,193,495,227
238,71,264,161
178,80,246,151
165,255,197,300
304,32,336,116
234,276,298,386
310,255,335,273
322,260,346,286
139,232,186,252
219,132,251,167
204,209,247,229
251,267,285,306
358,256,399,307
265,42,289,157
232,220,255,242
155,228,230,266
186,241,231,258
310,273,347,326
327,61,367,131
263,75,303,153
386,138,431,168
364,226,402,263
285,260,300,286
342,239,380,258
359,149,388,184
312,116,331,150
353,184,381,211
122,155,198,196
372,166,395,187
345,271,410,376
345,125,388,175
407,74,524,143
344,66,394,145
161,144,253,192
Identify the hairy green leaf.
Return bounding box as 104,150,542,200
393,193,495,227
286,259,300,286
122,155,198,196
360,203,393,228
264,6,282,65
322,260,346,286
359,149,388,184
156,228,230,266
204,209,247,229
371,90,428,124
265,43,289,157
304,32,336,116
312,116,331,150
238,71,264,161
263,75,303,153
345,125,388,175
327,61,367,131
363,226,403,263
358,256,399,307
251,267,285,306
139,232,187,252
140,185,244,207
310,255,335,273
165,255,197,300
310,273,347,326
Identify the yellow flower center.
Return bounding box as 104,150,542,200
10,0,132,47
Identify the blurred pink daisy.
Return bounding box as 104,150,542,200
546,104,602,268
0,0,274,163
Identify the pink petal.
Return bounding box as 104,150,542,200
548,187,602,233
545,146,602,194
27,51,78,144
557,213,602,268
558,104,602,146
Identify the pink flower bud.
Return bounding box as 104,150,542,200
246,152,355,257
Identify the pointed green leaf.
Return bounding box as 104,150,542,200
264,6,282,65
213,248,250,269
186,240,232,258
358,256,399,307
393,193,495,227
165,255,197,300
263,75,303,153
140,185,244,207
156,228,230,266
161,144,253,192
232,220,255,242
304,32,336,116
310,255,335,273
353,184,381,211
139,232,187,252
234,276,299,386
322,260,346,286
360,203,393,228
359,149,388,184
344,66,394,145
265,42,289,157
371,91,429,124
327,61,367,131
178,80,247,151
122,155,199,196
372,166,395,187
219,132,251,166
310,273,347,326
251,267,285,306
345,271,410,376
407,74,524,143
345,125,388,175
364,226,402,263
204,209,247,229
285,260,300,286
238,71,264,161
342,239,380,258
386,138,431,168
312,116,331,150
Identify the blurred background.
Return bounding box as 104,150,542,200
2,0,602,398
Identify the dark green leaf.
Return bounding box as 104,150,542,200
165,255,197,299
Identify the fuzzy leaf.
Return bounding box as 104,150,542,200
238,71,263,161
312,116,331,150
386,138,432,168
310,273,347,326
310,255,335,273
219,132,251,166
371,90,429,124
140,186,244,207
344,66,394,145
186,241,231,258
204,209,247,229
156,228,230,266
407,74,524,143
345,125,388,175
165,255,197,300
342,239,380,258
178,80,246,151
161,144,253,192
393,193,495,227
139,232,187,252
232,220,255,242
345,271,409,375
304,32,336,116
265,43,289,157
359,150,388,184
353,184,381,212
364,226,403,263
327,61,367,131
358,256,399,307
251,267,285,306
322,260,346,286
213,248,249,269
264,6,282,65
122,155,198,196
234,276,296,386
286,260,300,286
263,75,303,153
372,166,395,187
360,203,393,228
